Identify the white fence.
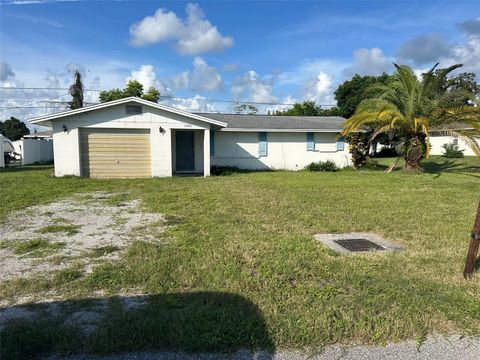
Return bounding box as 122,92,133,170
12,138,54,165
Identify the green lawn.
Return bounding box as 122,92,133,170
1,156,480,358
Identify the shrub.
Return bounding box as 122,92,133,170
210,165,241,176
373,146,399,158
345,133,369,168
305,160,338,172
442,143,464,158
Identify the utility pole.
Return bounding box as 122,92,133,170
463,201,480,279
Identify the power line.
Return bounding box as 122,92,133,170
0,86,336,107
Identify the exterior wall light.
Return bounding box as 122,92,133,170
62,125,68,133
159,126,166,134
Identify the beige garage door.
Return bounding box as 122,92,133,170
80,128,151,178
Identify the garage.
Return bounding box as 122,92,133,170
80,128,151,178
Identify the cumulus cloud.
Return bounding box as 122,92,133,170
189,57,222,92
129,3,233,55
127,64,157,89
458,18,480,36
396,33,452,66
162,94,220,113
343,48,392,77
232,71,277,103
305,71,334,104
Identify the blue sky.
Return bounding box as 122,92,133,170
1,0,480,122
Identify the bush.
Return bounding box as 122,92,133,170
305,160,339,172
345,133,369,168
210,165,241,176
442,143,464,158
373,146,399,158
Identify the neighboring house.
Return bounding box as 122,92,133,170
429,132,476,156
29,97,350,178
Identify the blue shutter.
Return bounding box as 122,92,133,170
306,132,315,151
336,137,345,151
210,130,215,156
258,132,268,157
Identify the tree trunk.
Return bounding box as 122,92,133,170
464,201,480,279
404,135,423,173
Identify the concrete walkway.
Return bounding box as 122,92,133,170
46,335,480,360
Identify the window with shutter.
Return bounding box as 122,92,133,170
336,137,345,151
258,132,268,157
210,130,215,156
306,132,315,151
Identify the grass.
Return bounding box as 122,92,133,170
0,238,66,257
36,224,81,236
0,157,479,358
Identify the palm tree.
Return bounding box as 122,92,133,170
342,63,480,172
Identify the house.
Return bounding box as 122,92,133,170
12,131,54,165
429,131,476,156
29,98,350,178
29,97,351,178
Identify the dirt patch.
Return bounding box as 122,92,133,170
0,192,166,282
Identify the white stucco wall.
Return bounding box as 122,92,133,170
50,103,211,177
429,135,476,156
13,139,53,165
211,131,351,170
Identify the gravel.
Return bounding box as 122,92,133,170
43,335,480,359
0,192,166,285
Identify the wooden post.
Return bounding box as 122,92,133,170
463,201,480,279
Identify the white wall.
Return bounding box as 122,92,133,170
211,131,351,170
429,135,476,156
0,135,4,168
13,139,53,165
51,103,211,177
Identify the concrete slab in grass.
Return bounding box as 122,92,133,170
314,232,405,254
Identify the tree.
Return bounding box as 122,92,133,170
273,101,340,116
334,73,394,118
342,63,480,172
68,70,84,110
234,103,258,114
99,80,161,103
0,117,30,141
423,70,480,108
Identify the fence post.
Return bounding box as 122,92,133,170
0,134,5,168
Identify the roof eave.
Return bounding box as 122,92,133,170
29,97,227,127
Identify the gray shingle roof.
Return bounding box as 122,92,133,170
195,113,347,131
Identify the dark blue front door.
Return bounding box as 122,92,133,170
176,131,195,171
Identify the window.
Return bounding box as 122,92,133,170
306,132,315,151
336,137,345,151
258,132,268,157
453,137,459,145
126,105,142,115
210,130,215,156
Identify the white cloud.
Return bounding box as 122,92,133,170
305,71,334,104
343,48,392,77
161,94,221,113
189,57,222,92
232,70,277,103
127,64,157,89
129,3,233,55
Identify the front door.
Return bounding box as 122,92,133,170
176,131,195,172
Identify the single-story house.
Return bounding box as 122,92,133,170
29,97,351,178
